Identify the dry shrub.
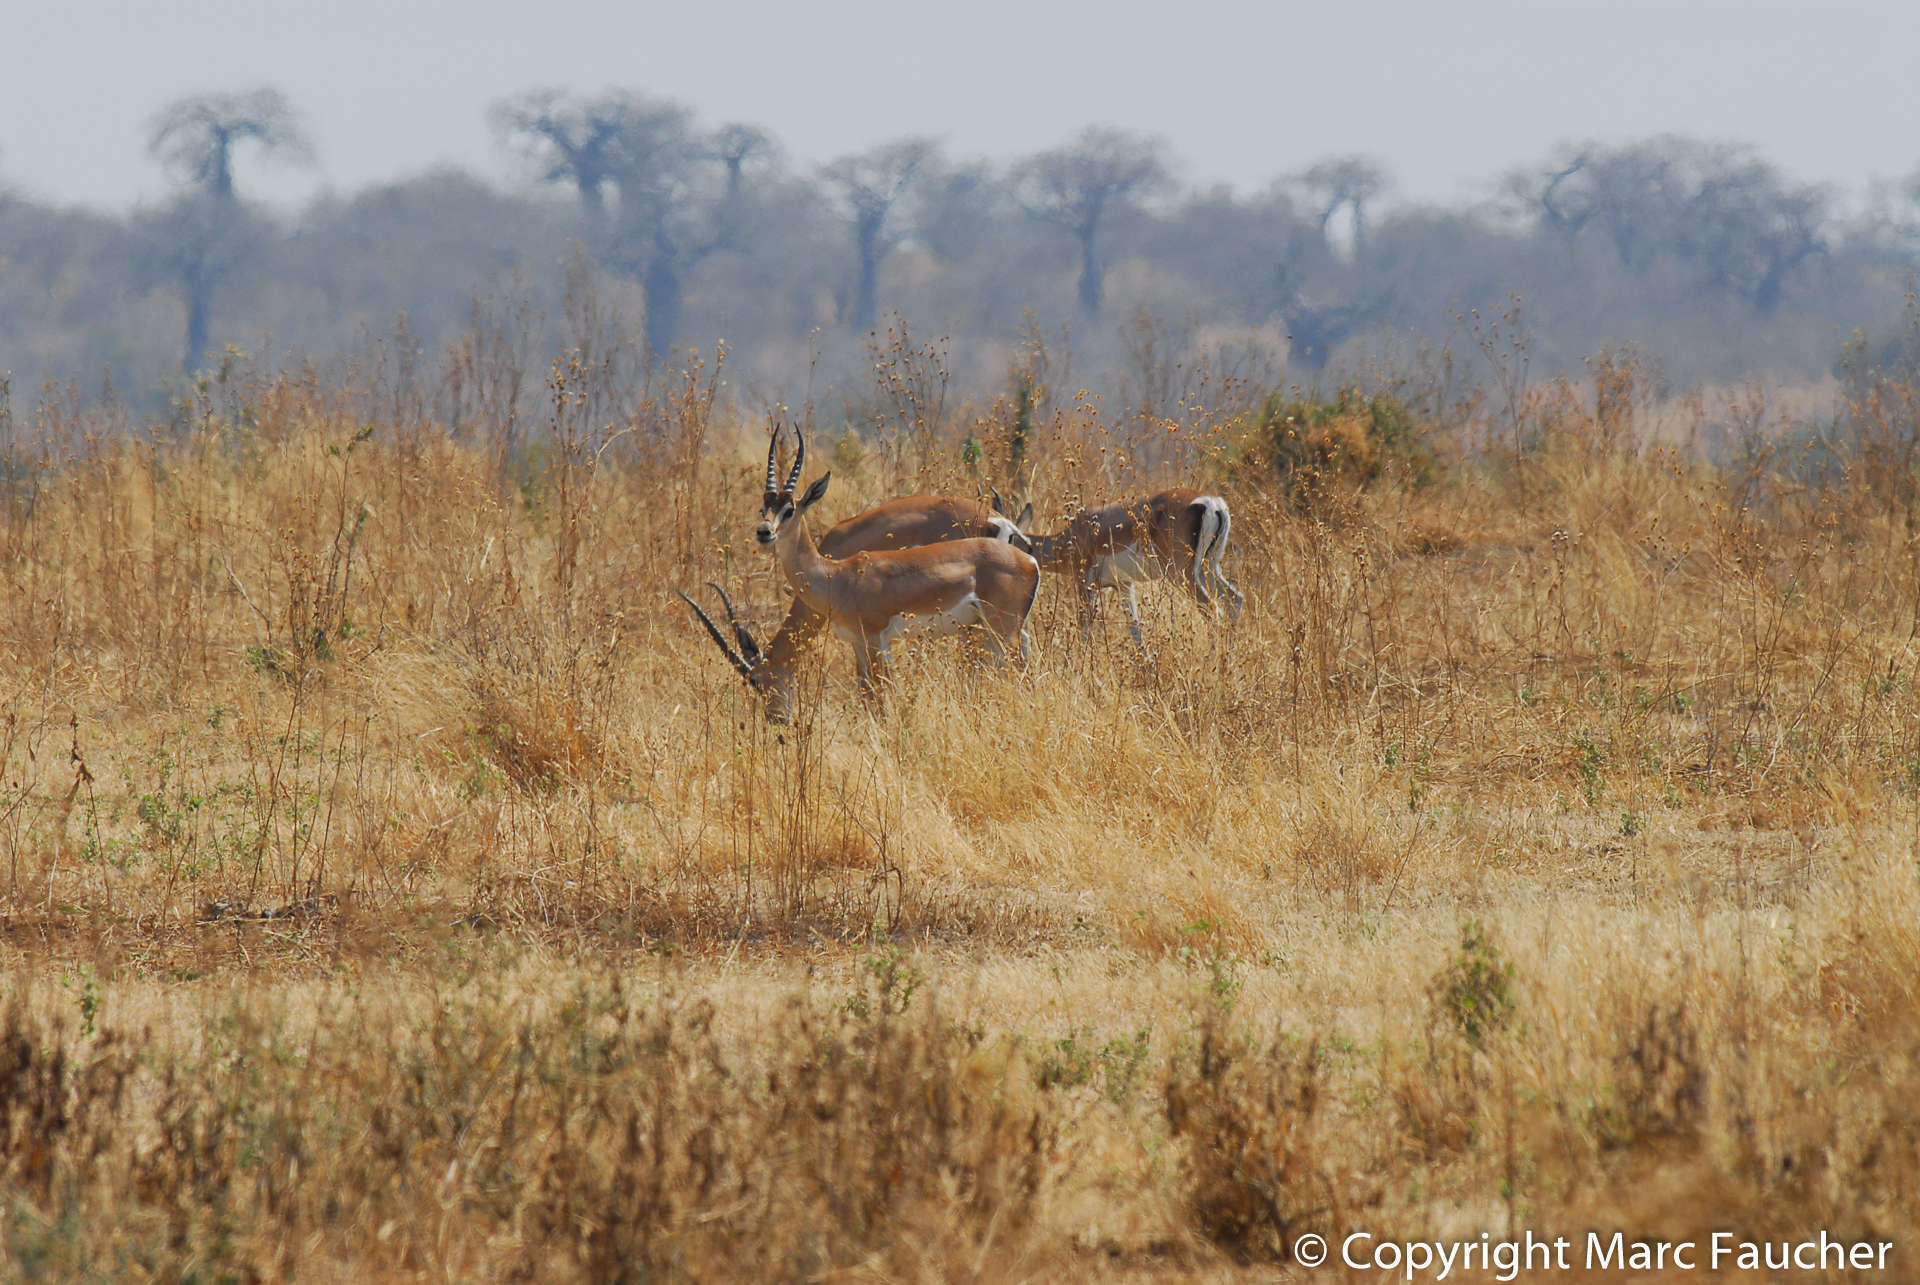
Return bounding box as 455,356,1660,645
1285,760,1424,905
1388,1038,1484,1162
1164,1015,1364,1263
1292,806,1392,899
1535,987,1920,1265
1812,849,1920,1026
1605,1004,1707,1147
0,968,1060,1282
472,675,604,794
0,1002,135,1213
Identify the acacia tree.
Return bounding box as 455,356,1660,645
821,137,934,330
1507,141,1687,270
1016,127,1172,320
145,88,309,372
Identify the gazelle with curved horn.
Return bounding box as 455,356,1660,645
681,491,1025,718
707,424,1039,697
990,489,1245,644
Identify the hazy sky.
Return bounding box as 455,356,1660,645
7,0,1918,214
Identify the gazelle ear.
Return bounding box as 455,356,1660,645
1016,502,1034,527
799,471,831,511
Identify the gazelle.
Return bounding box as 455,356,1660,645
685,427,1040,701
991,489,1245,644
681,492,1024,719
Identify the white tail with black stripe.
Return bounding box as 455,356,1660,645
991,489,1245,644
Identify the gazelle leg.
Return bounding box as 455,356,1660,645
971,600,1017,672
987,618,1032,672
1127,582,1145,646
853,643,874,697
973,620,1008,667
1077,581,1099,641
854,638,887,701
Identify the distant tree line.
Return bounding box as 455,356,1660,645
3,84,1919,416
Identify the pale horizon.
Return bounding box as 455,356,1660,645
7,0,1918,216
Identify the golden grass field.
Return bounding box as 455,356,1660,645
1,347,1918,1281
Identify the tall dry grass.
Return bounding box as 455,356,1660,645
0,331,1918,1279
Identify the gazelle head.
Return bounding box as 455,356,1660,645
987,487,1037,555
757,424,831,547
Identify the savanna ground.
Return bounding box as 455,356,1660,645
2,317,1920,1282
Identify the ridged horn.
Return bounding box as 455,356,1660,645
705,581,762,667
678,589,759,686
764,422,781,496
785,422,805,495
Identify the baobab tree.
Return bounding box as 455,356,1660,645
1505,137,1829,313
493,90,764,357
600,98,719,359
711,122,778,196
140,197,269,377
490,88,638,242
1016,127,1172,320
703,121,778,253
1296,155,1389,256
821,136,934,330
148,88,312,204
1266,216,1394,376
145,87,309,372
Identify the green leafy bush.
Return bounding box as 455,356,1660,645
1257,386,1438,509
1433,919,1516,1045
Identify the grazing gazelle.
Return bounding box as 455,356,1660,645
686,426,1040,700
990,489,1245,644
681,491,1024,719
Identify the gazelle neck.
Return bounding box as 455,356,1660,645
773,511,838,611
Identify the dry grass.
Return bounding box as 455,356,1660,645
0,350,1918,1280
